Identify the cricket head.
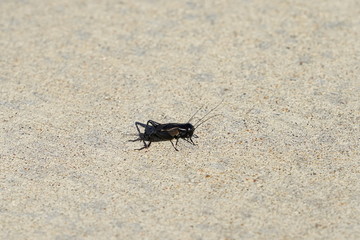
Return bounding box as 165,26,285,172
178,123,195,139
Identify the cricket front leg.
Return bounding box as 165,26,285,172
182,137,197,146
189,137,197,146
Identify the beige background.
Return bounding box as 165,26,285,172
1,0,359,239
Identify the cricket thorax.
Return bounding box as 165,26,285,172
178,123,195,138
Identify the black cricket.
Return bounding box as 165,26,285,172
130,101,222,151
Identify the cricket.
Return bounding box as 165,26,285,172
129,100,223,151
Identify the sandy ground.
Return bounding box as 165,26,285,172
1,0,359,239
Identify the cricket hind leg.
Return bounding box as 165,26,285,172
129,121,152,150
135,141,152,151
146,120,160,128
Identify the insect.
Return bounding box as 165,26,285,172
130,100,223,151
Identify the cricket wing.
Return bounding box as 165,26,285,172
161,127,180,137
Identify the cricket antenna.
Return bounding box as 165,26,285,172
194,99,224,129
188,105,204,123
195,114,221,129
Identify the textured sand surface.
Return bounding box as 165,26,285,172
1,0,359,239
